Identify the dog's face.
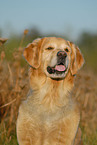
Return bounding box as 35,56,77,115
23,37,84,79
41,38,71,79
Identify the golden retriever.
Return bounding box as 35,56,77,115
17,37,84,145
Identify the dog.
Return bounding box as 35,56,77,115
17,37,84,145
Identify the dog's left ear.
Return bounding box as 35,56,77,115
68,41,84,75
23,38,44,69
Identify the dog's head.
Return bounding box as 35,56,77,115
23,37,84,79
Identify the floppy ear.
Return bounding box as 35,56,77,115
68,41,84,75
23,38,42,69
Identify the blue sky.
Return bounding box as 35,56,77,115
0,0,97,40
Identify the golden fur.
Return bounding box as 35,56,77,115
17,37,84,145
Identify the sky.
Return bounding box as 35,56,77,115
0,0,97,40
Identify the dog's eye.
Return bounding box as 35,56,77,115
65,48,69,52
46,47,54,50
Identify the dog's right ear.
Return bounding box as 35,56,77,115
23,38,43,69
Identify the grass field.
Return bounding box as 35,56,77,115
0,34,97,145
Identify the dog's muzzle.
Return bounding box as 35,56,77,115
47,51,68,74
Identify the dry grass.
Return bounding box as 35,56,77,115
0,34,97,145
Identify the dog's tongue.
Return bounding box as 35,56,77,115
55,65,66,71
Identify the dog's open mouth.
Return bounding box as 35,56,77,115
47,63,67,74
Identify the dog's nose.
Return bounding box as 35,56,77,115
57,51,67,58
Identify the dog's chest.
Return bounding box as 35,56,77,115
38,109,62,125
27,102,71,127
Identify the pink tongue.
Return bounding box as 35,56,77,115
55,65,66,71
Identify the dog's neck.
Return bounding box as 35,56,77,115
28,68,74,111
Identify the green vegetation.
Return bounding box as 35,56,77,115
78,32,97,72
82,130,97,145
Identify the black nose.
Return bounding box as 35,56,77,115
57,51,67,58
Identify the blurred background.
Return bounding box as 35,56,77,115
0,0,97,145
